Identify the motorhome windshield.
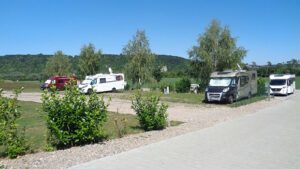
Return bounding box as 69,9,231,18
45,80,51,84
209,78,232,87
270,79,286,86
81,80,91,85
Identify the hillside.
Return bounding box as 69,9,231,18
0,54,189,80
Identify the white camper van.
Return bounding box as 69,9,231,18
269,74,295,96
78,73,126,94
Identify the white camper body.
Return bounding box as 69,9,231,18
79,73,126,94
269,74,295,95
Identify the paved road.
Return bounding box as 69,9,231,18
70,91,300,169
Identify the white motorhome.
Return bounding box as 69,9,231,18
269,74,295,96
78,73,126,94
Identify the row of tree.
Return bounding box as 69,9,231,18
45,19,247,88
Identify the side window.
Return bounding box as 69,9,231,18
231,78,236,85
58,79,64,84
252,73,256,80
116,75,123,81
100,78,106,83
240,76,249,87
91,79,97,85
51,80,56,84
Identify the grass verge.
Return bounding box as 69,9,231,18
0,80,41,92
230,95,267,107
1,101,182,156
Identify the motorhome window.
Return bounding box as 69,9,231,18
240,76,249,87
288,79,294,86
51,80,56,84
82,80,91,85
209,78,232,87
231,78,236,85
270,80,286,86
252,73,256,80
91,79,97,85
100,78,106,83
58,79,64,83
116,75,123,81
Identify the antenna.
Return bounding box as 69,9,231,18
108,67,113,74
237,64,242,71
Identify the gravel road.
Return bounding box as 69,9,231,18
0,91,294,169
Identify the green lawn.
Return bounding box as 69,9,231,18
230,95,267,107
296,77,300,89
12,101,143,153
0,80,41,92
1,100,181,156
110,90,204,104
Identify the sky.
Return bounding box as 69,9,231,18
0,0,299,65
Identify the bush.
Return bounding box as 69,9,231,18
124,83,130,91
257,77,267,96
0,88,27,158
132,93,168,131
175,78,191,93
42,83,108,149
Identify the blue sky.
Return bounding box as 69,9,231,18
0,0,299,65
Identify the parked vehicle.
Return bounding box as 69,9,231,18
78,73,126,94
205,70,257,103
41,76,76,90
269,74,295,96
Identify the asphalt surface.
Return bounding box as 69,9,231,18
69,91,300,169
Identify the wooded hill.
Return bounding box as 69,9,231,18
0,54,189,80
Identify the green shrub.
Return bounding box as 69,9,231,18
132,93,168,131
257,77,267,96
0,88,28,158
175,78,191,93
124,83,130,91
42,83,108,149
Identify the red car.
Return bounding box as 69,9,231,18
41,76,76,90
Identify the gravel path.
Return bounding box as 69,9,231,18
0,91,292,169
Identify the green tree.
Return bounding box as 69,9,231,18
78,43,102,77
122,30,155,87
189,19,247,88
45,51,71,76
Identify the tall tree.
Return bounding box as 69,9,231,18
78,43,102,77
122,30,155,87
189,19,247,88
45,51,71,76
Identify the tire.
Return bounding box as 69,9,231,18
228,95,234,104
87,89,93,95
112,88,117,92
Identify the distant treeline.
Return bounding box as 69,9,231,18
249,60,300,77
0,54,189,81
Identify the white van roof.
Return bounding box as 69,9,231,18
269,74,295,80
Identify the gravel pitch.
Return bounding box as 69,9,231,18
0,92,285,169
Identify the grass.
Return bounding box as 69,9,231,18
0,80,41,92
230,95,267,107
1,100,181,156
296,77,300,89
110,90,204,104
